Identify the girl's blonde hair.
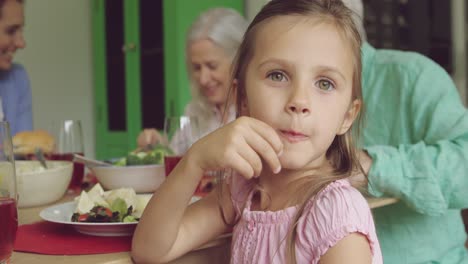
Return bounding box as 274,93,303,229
184,8,248,130
228,0,365,262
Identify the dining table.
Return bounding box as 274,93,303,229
11,193,398,264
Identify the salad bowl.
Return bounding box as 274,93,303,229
91,164,165,193
16,160,73,208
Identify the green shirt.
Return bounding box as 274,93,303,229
362,43,468,263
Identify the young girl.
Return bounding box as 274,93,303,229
132,0,382,263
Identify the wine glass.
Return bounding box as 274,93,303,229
49,120,84,193
0,121,18,263
163,116,200,176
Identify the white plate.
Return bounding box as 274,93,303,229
39,201,138,236
39,196,202,237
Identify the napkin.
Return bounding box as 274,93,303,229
14,221,132,255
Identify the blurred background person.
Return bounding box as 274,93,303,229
137,7,248,148
342,0,468,262
0,0,31,136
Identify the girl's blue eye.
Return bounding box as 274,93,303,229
267,72,286,82
316,79,334,91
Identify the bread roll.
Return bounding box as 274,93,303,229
13,130,55,154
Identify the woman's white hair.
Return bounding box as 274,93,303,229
184,8,247,130
187,8,247,58
340,0,367,41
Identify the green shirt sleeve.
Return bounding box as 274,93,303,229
365,57,468,216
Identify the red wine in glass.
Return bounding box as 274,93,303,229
0,121,17,264
0,198,17,262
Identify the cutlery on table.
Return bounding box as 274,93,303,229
34,148,48,169
73,154,112,168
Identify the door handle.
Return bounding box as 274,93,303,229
122,43,137,52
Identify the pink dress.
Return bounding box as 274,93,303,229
228,174,383,264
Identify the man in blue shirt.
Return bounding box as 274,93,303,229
0,63,32,135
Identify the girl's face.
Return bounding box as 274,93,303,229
0,0,25,71
243,16,360,171
189,39,232,108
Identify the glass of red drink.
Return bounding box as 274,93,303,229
0,121,18,263
49,120,84,193
164,155,182,177
162,116,200,176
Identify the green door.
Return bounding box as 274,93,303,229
92,0,244,160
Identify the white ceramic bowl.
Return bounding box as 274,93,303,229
92,164,165,193
16,160,73,208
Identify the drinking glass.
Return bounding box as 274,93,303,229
0,122,18,263
48,120,84,193
163,116,200,176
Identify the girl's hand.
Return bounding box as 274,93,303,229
137,128,163,148
188,116,283,179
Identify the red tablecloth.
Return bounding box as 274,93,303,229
14,221,131,255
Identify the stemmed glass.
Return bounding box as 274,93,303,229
163,116,200,176
0,122,18,263
48,120,84,193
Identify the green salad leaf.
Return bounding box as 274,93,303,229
123,215,137,223
113,143,174,166
111,198,128,222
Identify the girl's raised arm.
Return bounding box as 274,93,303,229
131,117,282,263
131,155,234,263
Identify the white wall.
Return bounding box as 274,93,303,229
15,0,95,158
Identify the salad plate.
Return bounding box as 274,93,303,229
39,196,202,237
39,201,138,236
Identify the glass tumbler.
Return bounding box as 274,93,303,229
0,122,18,263
162,116,200,176
48,120,84,193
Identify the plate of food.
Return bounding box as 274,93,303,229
39,184,201,236
39,184,151,236
39,201,140,236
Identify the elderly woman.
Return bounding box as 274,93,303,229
0,0,32,136
137,8,248,147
